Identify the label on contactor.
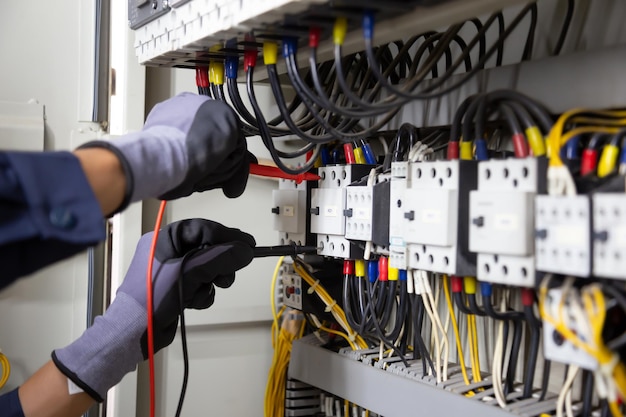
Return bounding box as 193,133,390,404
324,206,338,217
283,206,294,217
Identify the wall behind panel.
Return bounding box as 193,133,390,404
0,1,99,392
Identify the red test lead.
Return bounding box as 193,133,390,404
249,163,320,184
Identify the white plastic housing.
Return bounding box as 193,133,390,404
345,186,374,241
593,193,626,280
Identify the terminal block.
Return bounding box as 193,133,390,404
592,193,626,280
310,165,372,259
389,162,410,269
470,157,547,287
403,160,477,275
535,195,591,277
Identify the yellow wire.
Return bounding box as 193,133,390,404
0,352,10,389
318,325,358,350
443,276,470,385
344,400,350,417
610,401,624,417
293,261,368,349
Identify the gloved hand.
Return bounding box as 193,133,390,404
51,219,255,401
80,93,255,210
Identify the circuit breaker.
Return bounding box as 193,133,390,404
593,193,626,280
535,195,592,277
470,158,547,287
404,160,477,275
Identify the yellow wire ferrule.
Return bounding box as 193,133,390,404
598,144,619,178
333,17,348,46
463,276,477,295
388,267,399,281
210,62,225,86
263,42,278,66
355,260,366,278
353,147,366,164
460,141,473,160
526,126,546,157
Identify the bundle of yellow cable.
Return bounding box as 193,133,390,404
547,109,626,195
292,259,368,349
539,277,626,417
0,351,10,389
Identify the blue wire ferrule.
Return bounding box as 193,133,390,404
331,148,341,164
564,135,580,160
362,143,377,165
225,56,238,79
282,38,297,58
321,147,330,166
480,281,492,297
367,260,378,283
363,11,375,40
475,139,489,161
399,269,407,282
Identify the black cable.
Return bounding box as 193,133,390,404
174,276,189,417
582,370,594,417
539,359,551,401
247,66,321,173
521,3,538,61
523,305,540,399
554,0,575,55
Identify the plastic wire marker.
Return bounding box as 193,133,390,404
250,163,320,184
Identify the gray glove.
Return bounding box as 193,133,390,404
52,219,255,401
80,93,254,210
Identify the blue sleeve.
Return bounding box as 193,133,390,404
0,388,25,417
0,151,106,290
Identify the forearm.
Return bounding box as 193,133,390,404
18,361,94,417
73,148,127,217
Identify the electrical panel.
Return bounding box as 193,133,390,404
470,158,547,287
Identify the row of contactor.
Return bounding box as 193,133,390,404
271,160,626,286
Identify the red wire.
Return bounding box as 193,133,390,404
147,200,167,417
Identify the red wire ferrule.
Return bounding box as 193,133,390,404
521,288,535,307
512,132,530,158
581,149,598,176
309,27,321,48
343,260,354,276
378,257,388,282
343,143,356,164
450,275,463,293
244,49,257,72
249,163,321,184
447,142,459,160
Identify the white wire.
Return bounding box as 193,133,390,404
423,272,449,381
378,136,389,155
417,271,442,382
556,365,579,417
548,165,577,196
492,296,507,408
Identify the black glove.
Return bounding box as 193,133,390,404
52,218,255,401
